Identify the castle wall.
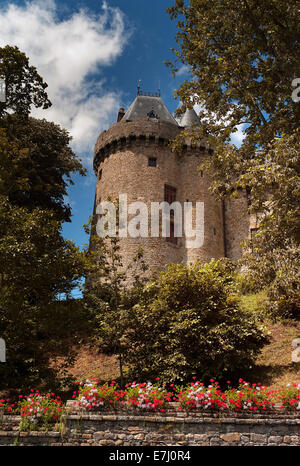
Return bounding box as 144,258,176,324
180,153,225,264
224,193,254,261
93,118,226,276
1,412,300,446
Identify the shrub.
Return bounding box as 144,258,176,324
124,259,269,383
74,379,125,410
239,290,268,318
235,267,266,294
279,384,300,411
239,245,300,320
266,247,300,319
124,380,168,411
177,379,300,412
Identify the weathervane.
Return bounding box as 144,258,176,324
137,78,142,96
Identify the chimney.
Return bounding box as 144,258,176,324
117,108,125,122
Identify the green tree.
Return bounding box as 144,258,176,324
123,260,268,383
0,45,51,117
84,215,149,387
167,0,300,290
266,247,300,319
0,46,86,222
0,195,88,391
0,117,86,223
239,243,300,320
167,0,299,146
0,46,88,390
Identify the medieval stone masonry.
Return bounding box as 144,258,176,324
1,411,300,446
92,91,256,274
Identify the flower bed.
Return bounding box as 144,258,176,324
71,377,300,414
1,378,300,431
73,378,170,412
176,378,300,412
0,389,64,431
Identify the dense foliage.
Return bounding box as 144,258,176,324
0,45,51,117
0,196,88,389
84,226,149,387
167,1,300,315
121,260,268,383
168,0,299,145
0,46,87,390
0,117,86,223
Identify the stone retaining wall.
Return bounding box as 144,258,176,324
0,410,300,446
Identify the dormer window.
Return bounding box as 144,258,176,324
147,109,159,119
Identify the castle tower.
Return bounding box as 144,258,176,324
92,90,231,275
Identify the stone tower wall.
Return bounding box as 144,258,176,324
224,193,254,261
93,118,226,275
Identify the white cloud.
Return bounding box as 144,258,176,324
176,65,189,77
175,95,247,147
193,103,246,147
0,0,130,161
230,124,246,147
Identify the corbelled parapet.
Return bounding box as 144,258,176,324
93,118,211,174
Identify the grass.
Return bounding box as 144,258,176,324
66,343,119,382
239,290,268,317
237,291,300,390
248,319,300,390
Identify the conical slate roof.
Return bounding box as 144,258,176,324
122,94,178,125
179,108,200,127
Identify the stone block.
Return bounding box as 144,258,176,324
220,433,241,442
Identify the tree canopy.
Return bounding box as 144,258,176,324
0,195,88,390
0,45,51,117
0,116,86,223
0,45,86,222
167,0,300,258
167,0,300,147
0,46,88,390
123,260,268,383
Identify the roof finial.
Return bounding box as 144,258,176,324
158,80,161,97
137,78,142,96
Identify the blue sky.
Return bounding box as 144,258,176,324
59,0,187,249
0,0,191,249
0,0,244,250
